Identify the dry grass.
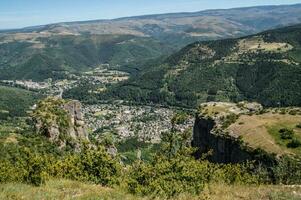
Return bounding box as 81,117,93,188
204,184,301,200
4,134,18,144
238,37,293,53
0,179,143,200
1,180,301,200
228,113,301,155
215,37,295,66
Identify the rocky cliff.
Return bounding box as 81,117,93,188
32,97,88,148
192,102,264,163
192,116,252,163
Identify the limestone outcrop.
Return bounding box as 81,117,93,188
32,97,88,148
192,102,264,163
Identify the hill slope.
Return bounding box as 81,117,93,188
0,86,41,117
0,34,173,81
98,24,301,107
1,4,301,81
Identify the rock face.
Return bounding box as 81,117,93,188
192,102,264,163
33,97,88,148
63,100,88,141
192,116,252,163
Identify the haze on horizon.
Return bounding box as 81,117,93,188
1,0,301,30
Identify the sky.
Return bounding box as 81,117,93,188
1,0,301,29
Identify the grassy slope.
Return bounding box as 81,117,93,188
0,179,300,200
267,123,301,155
228,113,301,156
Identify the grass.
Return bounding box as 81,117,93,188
267,124,301,155
1,179,301,200
199,102,236,118
0,179,141,200
204,184,301,200
228,113,301,155
238,37,293,53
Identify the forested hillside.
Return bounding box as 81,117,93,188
87,24,301,107
0,34,173,81
0,86,41,118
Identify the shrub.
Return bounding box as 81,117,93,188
0,144,121,187
126,130,258,198
127,155,258,198
0,148,50,186
51,146,121,186
23,154,49,186
273,156,301,184
127,156,207,197
287,138,301,149
171,112,189,126
288,110,297,115
221,113,238,129
279,128,294,140
296,123,301,129
0,160,23,183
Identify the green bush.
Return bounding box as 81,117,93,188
273,156,301,184
126,131,257,198
0,160,23,183
171,112,189,126
221,114,238,129
23,152,49,186
279,128,294,140
0,145,121,187
0,148,50,186
127,154,258,198
288,110,297,115
50,146,122,186
127,156,206,197
287,138,301,148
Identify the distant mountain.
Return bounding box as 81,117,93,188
97,24,301,107
1,4,301,81
4,4,301,47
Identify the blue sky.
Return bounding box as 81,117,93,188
1,0,301,29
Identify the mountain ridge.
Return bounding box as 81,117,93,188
1,3,301,32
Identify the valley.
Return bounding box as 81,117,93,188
1,2,301,199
